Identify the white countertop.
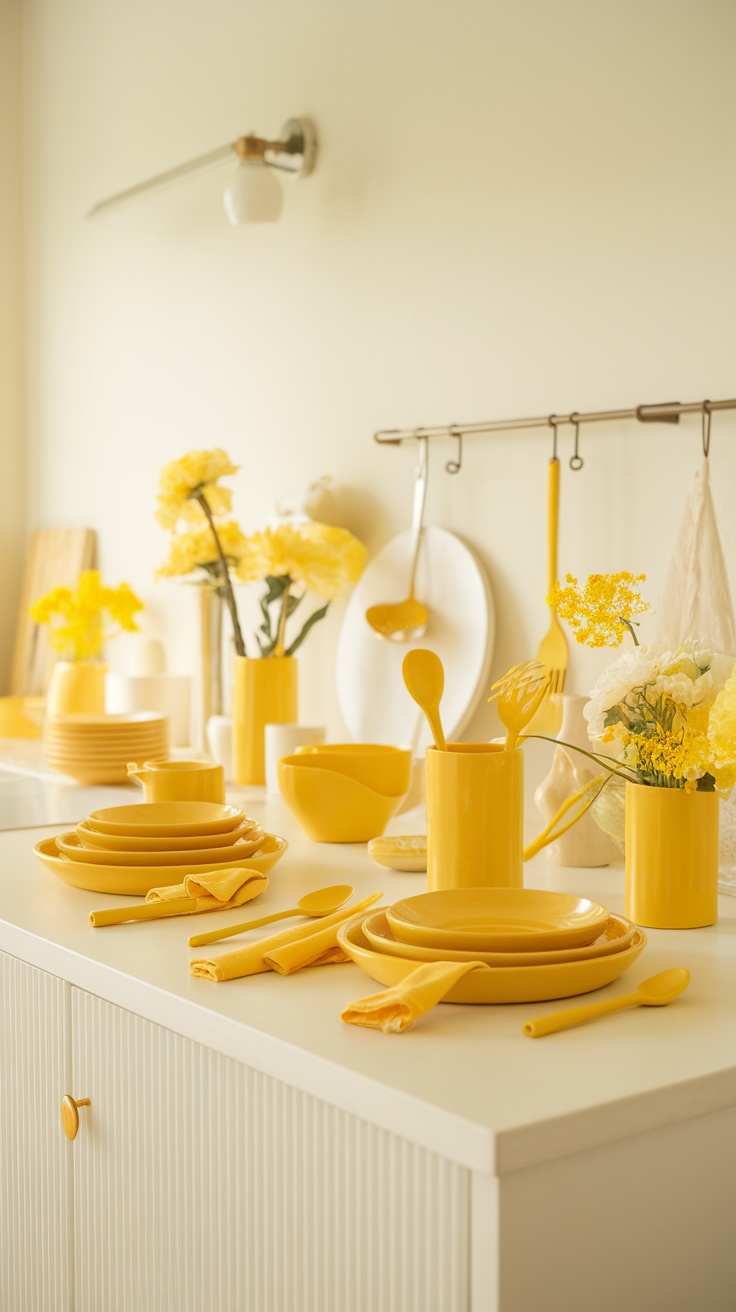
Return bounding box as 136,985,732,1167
2,779,736,1177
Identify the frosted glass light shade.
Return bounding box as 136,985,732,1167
222,161,283,224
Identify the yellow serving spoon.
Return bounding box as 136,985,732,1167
187,884,354,947
402,648,446,750
366,436,429,641
523,967,691,1038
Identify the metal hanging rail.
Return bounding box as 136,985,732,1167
373,396,736,471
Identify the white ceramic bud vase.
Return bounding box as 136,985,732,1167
534,694,620,867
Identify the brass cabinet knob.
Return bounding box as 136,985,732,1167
61,1094,90,1141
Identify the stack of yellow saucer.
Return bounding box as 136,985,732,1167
45,712,169,784
33,800,287,895
337,887,647,1004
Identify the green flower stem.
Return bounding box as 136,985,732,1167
621,617,640,646
274,581,292,658
194,491,246,658
528,735,638,783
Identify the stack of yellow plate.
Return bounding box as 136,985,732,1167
337,887,647,1004
45,712,169,783
33,800,288,895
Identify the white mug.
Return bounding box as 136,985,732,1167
265,723,326,792
206,715,234,783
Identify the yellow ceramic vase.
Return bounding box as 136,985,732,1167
46,661,107,717
232,656,298,786
625,781,719,929
426,743,524,891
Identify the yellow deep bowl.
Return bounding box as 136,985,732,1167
292,743,412,795
277,758,406,843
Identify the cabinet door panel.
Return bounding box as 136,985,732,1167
72,988,469,1312
0,951,72,1312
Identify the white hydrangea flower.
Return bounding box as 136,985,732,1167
583,641,671,740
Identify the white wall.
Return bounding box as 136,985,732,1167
0,0,26,690
18,0,736,760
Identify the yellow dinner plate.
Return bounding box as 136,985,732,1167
55,829,265,867
387,888,610,953
76,817,259,852
46,712,167,730
367,835,427,873
362,909,637,967
85,801,244,837
33,831,288,895
337,915,647,1004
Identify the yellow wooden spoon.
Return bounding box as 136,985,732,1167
402,648,446,750
523,968,690,1038
187,884,354,947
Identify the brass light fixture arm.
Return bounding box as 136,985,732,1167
87,117,316,219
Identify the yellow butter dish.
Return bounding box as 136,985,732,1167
367,836,427,873
337,915,647,1005
387,887,609,953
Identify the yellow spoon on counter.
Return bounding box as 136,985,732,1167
523,967,691,1038
188,884,354,947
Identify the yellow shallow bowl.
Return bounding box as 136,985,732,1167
277,761,405,843
85,801,244,837
55,829,265,867
76,817,258,853
363,909,637,967
33,832,287,896
292,744,413,795
367,835,427,873
387,888,610,953
337,915,647,1004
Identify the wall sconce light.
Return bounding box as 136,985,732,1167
87,117,317,224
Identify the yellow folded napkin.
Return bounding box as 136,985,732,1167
341,960,485,1033
146,867,270,912
190,891,383,982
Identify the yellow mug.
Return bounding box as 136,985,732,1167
426,743,524,891
127,759,226,804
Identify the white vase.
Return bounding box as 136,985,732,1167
534,694,620,868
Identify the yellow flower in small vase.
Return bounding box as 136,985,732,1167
31,570,143,716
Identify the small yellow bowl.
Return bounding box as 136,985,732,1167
292,743,413,796
277,759,405,843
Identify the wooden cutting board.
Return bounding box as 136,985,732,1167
10,528,98,696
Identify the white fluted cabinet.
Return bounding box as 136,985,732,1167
1,948,469,1312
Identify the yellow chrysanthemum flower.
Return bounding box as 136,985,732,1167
548,571,649,647
30,570,143,661
156,521,249,580
235,523,367,600
155,449,238,530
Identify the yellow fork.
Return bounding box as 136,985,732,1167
535,455,568,678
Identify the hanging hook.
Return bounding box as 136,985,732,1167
702,401,712,458
569,412,584,470
445,425,462,474
548,414,561,461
